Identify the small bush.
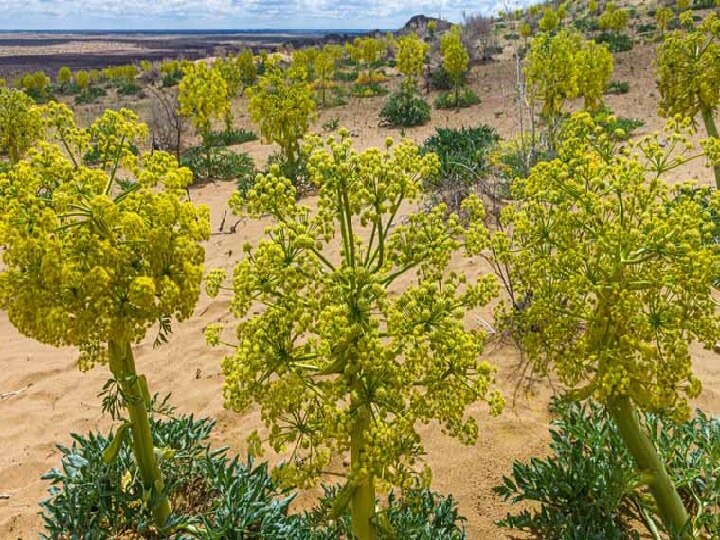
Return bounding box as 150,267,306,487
429,65,466,91
593,107,644,140
434,88,481,109
74,87,107,105
322,116,340,132
596,32,633,52
351,82,389,98
574,17,601,32
203,128,257,147
421,125,500,208
181,145,255,187
334,69,359,82
267,150,310,189
117,83,141,96
604,81,630,95
494,399,720,540
379,92,431,127
40,411,469,539
161,72,182,87
504,33,520,41
83,142,139,165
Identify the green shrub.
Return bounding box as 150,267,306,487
494,399,720,540
596,32,633,52
40,409,298,539
421,125,500,208
203,128,257,147
604,81,630,95
267,149,310,189
429,65,466,91
181,145,255,187
74,87,107,105
636,22,656,35
162,72,182,87
40,410,470,539
592,107,644,140
379,92,431,127
574,17,601,32
83,142,139,165
434,88,481,109
504,33,521,41
351,82,389,98
302,485,467,539
334,69,359,82
117,83,141,95
422,125,498,188
321,116,340,132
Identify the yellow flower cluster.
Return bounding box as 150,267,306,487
491,112,720,419
208,131,502,494
0,106,210,370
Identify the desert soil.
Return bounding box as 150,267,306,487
1,41,719,540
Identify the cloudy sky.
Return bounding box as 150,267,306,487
0,0,529,30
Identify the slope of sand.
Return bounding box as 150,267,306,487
2,43,720,539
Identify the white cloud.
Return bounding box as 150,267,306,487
0,0,531,29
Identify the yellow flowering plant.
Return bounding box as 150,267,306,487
0,104,210,529
206,131,502,540
657,11,720,187
0,88,44,164
473,112,720,537
440,26,470,108
396,33,428,93
246,62,316,177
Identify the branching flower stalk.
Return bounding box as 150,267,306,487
206,131,503,540
476,112,720,538
0,104,210,530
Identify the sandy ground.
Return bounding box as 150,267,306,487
1,40,720,539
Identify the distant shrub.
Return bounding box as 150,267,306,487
636,22,656,34
117,83,141,96
504,33,521,41
181,145,255,187
429,65,466,91
434,88,481,109
83,142,139,166
161,72,182,87
592,107,644,140
596,32,633,52
574,17,601,32
495,399,720,540
421,125,499,208
74,87,107,105
322,116,340,132
379,92,431,127
204,128,257,147
604,81,630,95
351,82,389,98
334,69,359,82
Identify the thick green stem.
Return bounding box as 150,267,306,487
700,106,720,189
350,402,376,540
609,396,689,538
108,339,171,529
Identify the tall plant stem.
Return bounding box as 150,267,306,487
108,339,171,528
609,396,690,538
350,401,376,540
700,107,720,189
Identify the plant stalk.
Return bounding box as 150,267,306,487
700,106,720,189
609,396,689,538
350,401,376,540
108,339,171,528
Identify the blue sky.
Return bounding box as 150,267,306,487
0,0,529,30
